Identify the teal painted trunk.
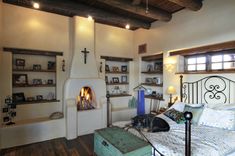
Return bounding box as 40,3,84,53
94,127,152,156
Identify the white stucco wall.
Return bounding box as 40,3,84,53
133,0,235,104
95,23,134,58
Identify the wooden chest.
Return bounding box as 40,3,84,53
94,127,152,156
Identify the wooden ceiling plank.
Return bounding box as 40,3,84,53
167,0,202,11
3,0,150,29
169,40,235,56
132,0,142,5
94,0,172,21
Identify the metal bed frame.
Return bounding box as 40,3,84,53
180,75,235,156
105,75,235,156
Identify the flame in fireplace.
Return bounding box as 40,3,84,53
77,87,95,111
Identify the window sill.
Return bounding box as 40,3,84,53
176,69,235,74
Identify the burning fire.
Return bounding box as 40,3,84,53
77,87,94,110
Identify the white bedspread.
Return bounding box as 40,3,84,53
113,115,235,156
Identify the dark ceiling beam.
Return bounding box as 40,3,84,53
3,0,151,29
167,0,202,11
94,0,172,21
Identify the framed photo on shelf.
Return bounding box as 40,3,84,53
13,74,28,85
47,79,53,84
147,64,153,72
9,103,16,109
36,95,43,101
15,59,25,67
27,97,35,101
121,65,127,72
152,77,158,84
105,65,110,72
112,77,119,83
47,61,56,70
12,92,25,102
33,64,41,71
2,107,9,113
156,77,162,84
121,76,127,83
33,79,42,85
3,116,10,122
112,66,119,72
154,62,163,71
145,78,153,83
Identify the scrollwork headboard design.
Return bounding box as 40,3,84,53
180,75,235,104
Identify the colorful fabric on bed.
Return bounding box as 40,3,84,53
164,108,185,124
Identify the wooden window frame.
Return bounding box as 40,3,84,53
184,52,235,73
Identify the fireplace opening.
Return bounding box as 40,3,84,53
77,86,95,111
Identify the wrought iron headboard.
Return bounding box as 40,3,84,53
180,75,235,104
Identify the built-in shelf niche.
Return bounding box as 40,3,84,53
101,55,133,98
4,47,63,105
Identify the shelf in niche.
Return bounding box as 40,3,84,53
141,83,163,87
145,95,164,101
106,71,129,74
106,82,129,85
141,71,163,74
112,107,136,112
13,69,56,73
15,99,60,105
109,94,132,98
13,84,56,88
142,53,163,61
101,56,133,62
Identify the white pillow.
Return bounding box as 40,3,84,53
169,102,186,112
185,103,204,108
205,103,221,108
213,103,235,111
198,107,235,130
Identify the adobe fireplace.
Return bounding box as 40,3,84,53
77,86,95,111
64,16,106,140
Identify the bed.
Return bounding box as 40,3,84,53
111,75,235,156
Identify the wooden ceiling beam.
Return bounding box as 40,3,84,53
3,0,151,29
168,0,202,11
94,0,172,21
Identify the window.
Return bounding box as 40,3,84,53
211,54,235,70
186,56,206,71
185,53,235,72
